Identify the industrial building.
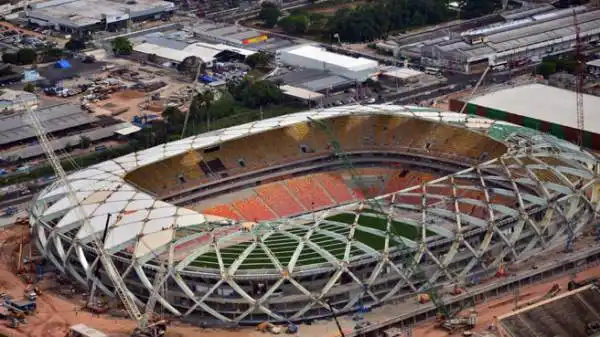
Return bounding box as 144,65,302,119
24,0,175,34
398,5,600,73
277,44,379,82
30,105,599,325
0,89,38,114
588,58,600,77
0,103,95,149
185,21,294,51
449,83,600,149
131,32,255,67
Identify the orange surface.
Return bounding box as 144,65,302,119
203,204,241,220
232,197,276,221
255,183,305,217
286,176,335,210
316,174,356,204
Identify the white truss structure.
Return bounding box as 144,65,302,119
29,105,600,324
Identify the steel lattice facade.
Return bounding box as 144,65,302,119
29,105,600,325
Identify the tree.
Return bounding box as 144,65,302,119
111,37,133,55
65,39,86,51
79,136,91,149
23,83,35,93
178,56,201,75
147,53,159,63
162,106,186,132
459,0,502,19
41,47,63,62
325,0,453,43
228,79,283,108
245,51,273,69
259,2,281,28
279,14,309,34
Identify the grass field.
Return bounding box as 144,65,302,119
190,211,432,269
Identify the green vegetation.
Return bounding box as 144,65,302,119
259,2,282,28
535,54,578,78
23,83,35,93
65,38,86,51
245,51,273,69
191,211,433,269
2,48,37,65
264,0,502,42
111,37,133,55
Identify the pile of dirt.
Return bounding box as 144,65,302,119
117,90,145,99
147,101,164,112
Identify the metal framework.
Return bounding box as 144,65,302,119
29,105,600,325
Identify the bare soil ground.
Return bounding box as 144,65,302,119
0,223,251,337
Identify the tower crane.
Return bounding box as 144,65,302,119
26,106,143,321
573,8,585,148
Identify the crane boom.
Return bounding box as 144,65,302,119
573,9,585,147
27,107,143,321
306,116,456,319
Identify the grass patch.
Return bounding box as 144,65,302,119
191,212,435,269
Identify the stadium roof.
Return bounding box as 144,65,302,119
31,104,600,324
34,105,520,258
280,45,378,72
469,84,600,135
0,103,95,146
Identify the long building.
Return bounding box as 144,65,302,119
277,44,379,82
24,0,175,34
449,83,600,149
402,5,600,73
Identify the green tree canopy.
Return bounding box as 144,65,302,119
459,0,502,19
65,39,86,51
279,14,309,34
162,106,186,132
228,78,283,109
111,37,133,55
245,51,273,69
259,2,281,28
23,83,35,93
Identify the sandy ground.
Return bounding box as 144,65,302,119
0,223,252,337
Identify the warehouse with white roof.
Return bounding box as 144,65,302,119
277,44,379,82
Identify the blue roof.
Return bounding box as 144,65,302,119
55,60,72,69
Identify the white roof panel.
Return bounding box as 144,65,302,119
280,44,378,72
469,84,600,134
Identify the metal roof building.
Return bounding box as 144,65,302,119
449,83,600,149
30,105,600,325
0,103,95,147
25,0,175,32
415,6,600,73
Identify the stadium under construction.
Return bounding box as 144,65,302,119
29,105,600,326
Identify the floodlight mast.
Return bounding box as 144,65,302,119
27,106,143,321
